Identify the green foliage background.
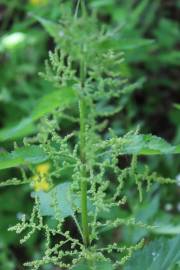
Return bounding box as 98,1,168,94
0,0,179,269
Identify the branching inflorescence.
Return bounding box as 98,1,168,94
1,1,177,270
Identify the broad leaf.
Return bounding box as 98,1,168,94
153,224,180,235
119,134,180,155
0,118,35,142
33,16,60,41
35,182,80,219
0,87,77,142
31,87,76,120
124,236,180,270
0,146,48,170
72,260,113,270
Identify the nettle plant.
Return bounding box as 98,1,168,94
1,2,180,270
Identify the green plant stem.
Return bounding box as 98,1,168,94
79,55,89,247
79,98,89,247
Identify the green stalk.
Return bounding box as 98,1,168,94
79,98,89,247
79,57,89,247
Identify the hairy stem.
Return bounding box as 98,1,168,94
79,98,89,247
79,56,89,247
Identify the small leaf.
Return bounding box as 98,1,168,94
35,182,80,219
124,236,180,270
0,146,48,170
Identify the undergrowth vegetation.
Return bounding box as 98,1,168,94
0,1,180,270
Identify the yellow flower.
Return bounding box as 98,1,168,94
30,0,47,6
31,162,51,192
36,162,50,176
34,178,51,192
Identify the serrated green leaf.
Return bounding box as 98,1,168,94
0,87,77,142
35,182,80,218
158,51,180,66
100,38,153,52
33,16,60,40
72,260,113,270
124,236,180,270
120,134,180,155
153,224,180,235
130,0,149,27
0,118,36,142
31,87,76,120
0,146,48,170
